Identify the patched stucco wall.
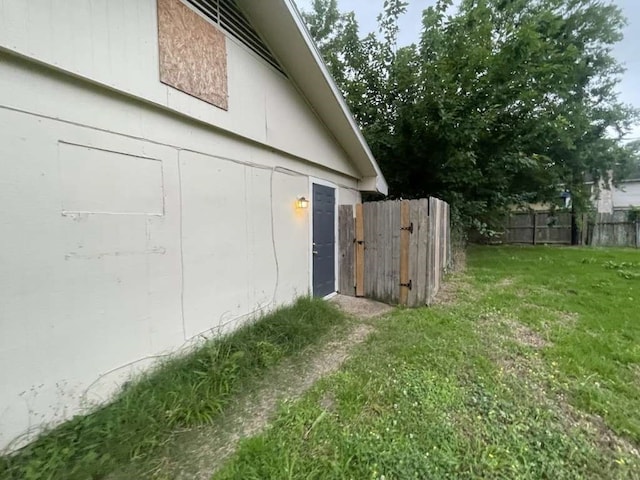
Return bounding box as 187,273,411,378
0,2,363,450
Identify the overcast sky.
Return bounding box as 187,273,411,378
295,0,640,140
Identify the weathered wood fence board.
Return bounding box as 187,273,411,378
355,204,365,296
391,201,401,302
428,198,436,299
417,199,430,302
338,205,355,296
338,197,451,307
504,210,640,247
362,202,374,297
399,201,411,305
504,211,572,245
589,211,639,247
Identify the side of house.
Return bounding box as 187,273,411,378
595,179,640,213
590,177,639,246
612,180,640,210
0,0,386,451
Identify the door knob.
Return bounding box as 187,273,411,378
313,250,318,255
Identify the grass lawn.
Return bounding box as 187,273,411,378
216,246,640,479
0,298,349,480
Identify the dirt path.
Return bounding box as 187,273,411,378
155,296,393,480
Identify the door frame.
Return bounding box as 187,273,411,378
308,177,339,299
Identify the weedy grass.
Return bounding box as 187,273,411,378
471,247,640,443
0,297,346,480
215,246,640,480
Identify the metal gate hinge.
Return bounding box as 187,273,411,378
400,223,414,234
400,280,412,290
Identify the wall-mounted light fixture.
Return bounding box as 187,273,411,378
296,196,309,209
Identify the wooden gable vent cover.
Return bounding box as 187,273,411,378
157,0,287,110
158,0,229,110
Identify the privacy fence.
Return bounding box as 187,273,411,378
338,197,451,307
502,209,640,247
588,211,640,247
504,211,573,245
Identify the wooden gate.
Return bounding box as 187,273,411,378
338,198,451,307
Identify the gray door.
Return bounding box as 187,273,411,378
312,184,336,297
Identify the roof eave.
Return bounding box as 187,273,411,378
282,0,388,195
236,0,388,195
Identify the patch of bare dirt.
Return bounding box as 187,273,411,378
507,320,549,348
330,295,394,318
516,303,579,330
557,311,579,327
449,247,467,273
489,345,639,459
476,311,549,349
483,319,638,460
558,396,640,458
494,352,541,379
633,364,640,383
471,279,637,461
431,275,465,306
319,391,337,412
497,277,514,287
516,285,563,299
432,269,478,306
496,353,639,458
158,323,375,480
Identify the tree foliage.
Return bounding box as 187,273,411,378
302,0,639,227
623,140,640,179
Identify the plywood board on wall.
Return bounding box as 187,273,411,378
157,0,228,110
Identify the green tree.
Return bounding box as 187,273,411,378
622,140,640,179
301,0,639,231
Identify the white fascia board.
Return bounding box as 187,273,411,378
282,0,388,194
238,0,388,195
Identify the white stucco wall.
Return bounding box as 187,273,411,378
0,0,359,179
0,3,364,450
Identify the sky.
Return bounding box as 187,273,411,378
295,0,640,140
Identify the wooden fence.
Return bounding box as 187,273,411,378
502,210,640,247
588,211,640,247
338,197,451,307
504,211,572,245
